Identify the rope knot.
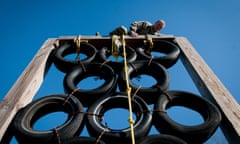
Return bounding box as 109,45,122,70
128,118,135,124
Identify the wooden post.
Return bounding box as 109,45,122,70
175,37,240,143
0,38,56,140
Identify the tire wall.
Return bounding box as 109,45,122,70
8,39,222,144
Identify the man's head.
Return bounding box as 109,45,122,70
153,19,166,32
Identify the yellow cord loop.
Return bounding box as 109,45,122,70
144,35,154,54
74,35,81,54
111,35,121,60
121,35,135,144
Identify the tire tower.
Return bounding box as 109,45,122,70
0,35,239,143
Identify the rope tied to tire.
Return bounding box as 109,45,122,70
77,59,87,72
74,35,81,62
111,35,121,60
78,59,87,72
95,122,109,144
143,35,154,55
53,128,61,144
74,36,89,65
63,88,80,106
131,86,141,101
154,85,173,101
129,62,138,73
100,59,111,67
147,57,154,66
121,35,135,144
74,35,81,54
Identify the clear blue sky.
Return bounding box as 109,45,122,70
1,0,240,143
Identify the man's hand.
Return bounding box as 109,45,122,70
130,31,138,37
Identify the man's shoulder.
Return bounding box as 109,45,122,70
132,20,152,25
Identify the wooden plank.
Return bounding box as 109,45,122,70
57,34,175,40
175,37,240,143
57,35,175,49
0,38,56,140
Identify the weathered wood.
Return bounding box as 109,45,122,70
175,37,240,143
0,38,56,140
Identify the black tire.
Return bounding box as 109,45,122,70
61,136,106,144
97,45,137,73
63,63,117,107
137,134,187,144
86,92,152,144
153,90,222,144
12,94,85,144
53,42,97,73
136,40,180,69
118,60,170,104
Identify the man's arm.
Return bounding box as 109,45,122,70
129,21,151,36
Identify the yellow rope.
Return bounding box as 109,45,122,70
144,35,154,54
121,35,135,144
74,35,81,54
111,35,120,60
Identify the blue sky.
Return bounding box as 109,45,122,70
1,0,240,143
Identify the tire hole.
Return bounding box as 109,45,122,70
132,74,157,87
103,108,136,130
77,76,105,89
150,51,167,57
33,112,68,131
167,106,204,126
108,55,124,62
64,53,87,61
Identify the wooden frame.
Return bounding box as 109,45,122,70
0,36,239,143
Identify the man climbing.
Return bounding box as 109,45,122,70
109,19,166,37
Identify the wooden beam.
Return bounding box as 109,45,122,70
175,37,240,143
57,34,175,49
0,38,56,140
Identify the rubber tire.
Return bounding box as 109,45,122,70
86,92,152,144
97,45,137,73
137,134,187,144
12,94,85,144
63,63,117,107
61,136,106,144
153,90,222,144
118,60,170,104
136,40,180,69
53,42,97,73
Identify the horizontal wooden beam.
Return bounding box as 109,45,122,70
175,37,240,143
57,34,175,49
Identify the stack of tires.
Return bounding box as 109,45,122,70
11,39,222,144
